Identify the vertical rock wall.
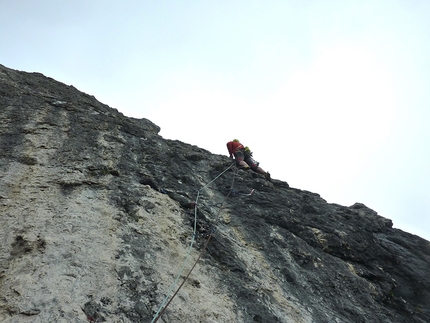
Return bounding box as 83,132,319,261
1,64,429,323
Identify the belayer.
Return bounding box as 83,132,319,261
226,139,271,181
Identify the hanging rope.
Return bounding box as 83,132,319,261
151,165,238,322
150,163,237,323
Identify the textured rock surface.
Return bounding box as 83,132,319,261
1,63,429,323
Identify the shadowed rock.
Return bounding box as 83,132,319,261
1,63,429,323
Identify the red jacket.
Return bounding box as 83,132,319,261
226,141,244,158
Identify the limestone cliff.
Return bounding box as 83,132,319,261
1,63,429,323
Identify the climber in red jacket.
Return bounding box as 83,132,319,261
227,139,248,169
226,139,271,181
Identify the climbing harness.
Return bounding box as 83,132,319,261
150,163,243,323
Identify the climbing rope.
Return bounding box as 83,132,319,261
150,163,237,323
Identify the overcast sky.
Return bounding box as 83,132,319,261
1,1,429,241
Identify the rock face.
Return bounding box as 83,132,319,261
0,63,429,323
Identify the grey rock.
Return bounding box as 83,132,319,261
0,63,429,323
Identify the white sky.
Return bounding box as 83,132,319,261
1,1,429,241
